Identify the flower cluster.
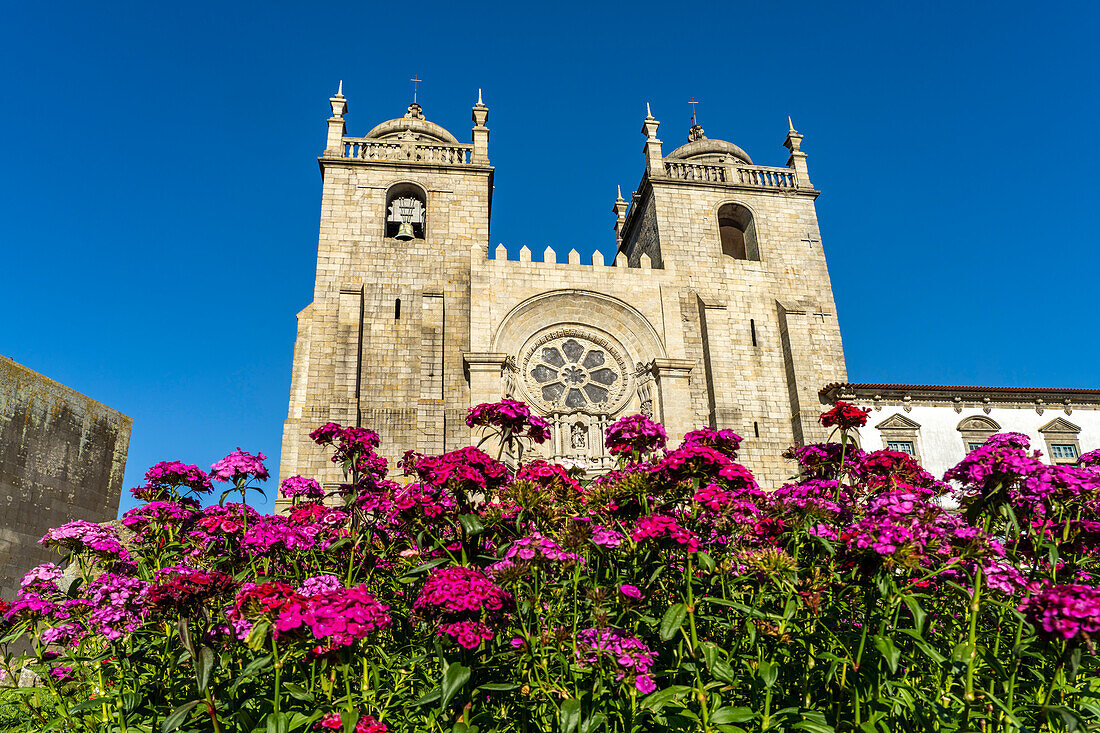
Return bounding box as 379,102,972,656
1019,584,1100,642
41,520,129,560
631,515,700,553
132,460,213,500
575,627,657,693
502,533,583,565
466,399,552,443
146,566,237,615
682,427,742,458
316,712,387,732
604,414,667,459
278,585,392,648
210,448,269,483
280,475,324,498
413,566,512,649
819,400,871,430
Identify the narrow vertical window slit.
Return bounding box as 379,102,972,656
753,421,760,438
750,319,757,347
395,298,401,319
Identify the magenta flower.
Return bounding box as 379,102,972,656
413,566,512,648
682,427,742,458
576,627,657,694
466,399,552,444
210,448,269,483
280,475,324,498
41,521,129,561
619,584,644,600
503,533,583,565
282,585,392,648
1019,584,1100,642
590,526,625,548
632,515,700,553
605,414,667,459
20,563,63,591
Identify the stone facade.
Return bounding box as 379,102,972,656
280,87,848,494
0,357,131,600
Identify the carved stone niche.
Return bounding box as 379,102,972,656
957,415,1000,453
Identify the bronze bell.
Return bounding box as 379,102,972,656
395,221,415,241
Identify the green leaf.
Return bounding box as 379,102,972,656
458,514,485,535
475,682,520,692
119,692,142,712
757,660,778,688
710,659,737,685
580,712,607,733
950,641,975,664
560,699,581,733
873,636,900,674
660,603,688,641
267,712,290,733
176,617,196,658
246,620,272,652
901,595,927,633
696,552,716,573
283,682,314,702
403,557,449,577
67,699,106,715
441,663,470,708
288,711,322,732
710,707,754,725
162,700,203,732
230,653,273,691
640,685,693,711
195,646,215,693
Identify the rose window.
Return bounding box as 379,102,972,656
527,338,620,409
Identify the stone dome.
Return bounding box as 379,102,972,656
665,138,753,166
365,102,459,144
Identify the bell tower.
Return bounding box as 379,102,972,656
616,106,847,482
280,83,495,487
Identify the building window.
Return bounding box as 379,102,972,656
957,415,1000,453
876,413,922,462
886,440,916,456
1051,444,1079,462
1039,418,1082,464
384,183,427,240
717,203,759,261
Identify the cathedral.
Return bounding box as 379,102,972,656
278,84,848,492
278,85,1100,498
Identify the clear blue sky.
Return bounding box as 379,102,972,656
2,1,1097,515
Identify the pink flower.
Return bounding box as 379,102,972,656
820,401,870,430
466,399,552,444
210,448,269,483
619,584,644,600
281,475,324,498
631,515,700,553
604,415,667,458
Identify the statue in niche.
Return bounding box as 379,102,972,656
571,423,588,451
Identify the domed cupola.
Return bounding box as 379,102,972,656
664,119,753,166
364,102,460,144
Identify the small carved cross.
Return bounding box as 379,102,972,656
801,232,820,248
410,75,422,103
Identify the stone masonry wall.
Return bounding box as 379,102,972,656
0,357,131,600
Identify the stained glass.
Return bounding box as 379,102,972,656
542,383,566,402
583,384,609,403
542,348,565,367
589,368,618,385
582,351,605,369
531,365,557,383
565,389,587,408
562,340,584,363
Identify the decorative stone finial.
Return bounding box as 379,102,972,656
405,102,424,120
616,184,624,201
329,82,348,119
337,80,343,97
688,123,705,142
646,102,653,119
477,87,484,105
788,115,795,133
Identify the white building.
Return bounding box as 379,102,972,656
820,383,1100,478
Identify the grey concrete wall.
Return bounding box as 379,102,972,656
0,357,131,600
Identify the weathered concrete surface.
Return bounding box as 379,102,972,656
0,357,131,600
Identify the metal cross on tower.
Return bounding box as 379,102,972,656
801,232,821,248
410,75,422,103
812,309,830,322
689,97,699,126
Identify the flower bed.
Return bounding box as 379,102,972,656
2,402,1100,732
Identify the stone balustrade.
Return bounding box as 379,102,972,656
662,160,800,189
339,137,473,165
